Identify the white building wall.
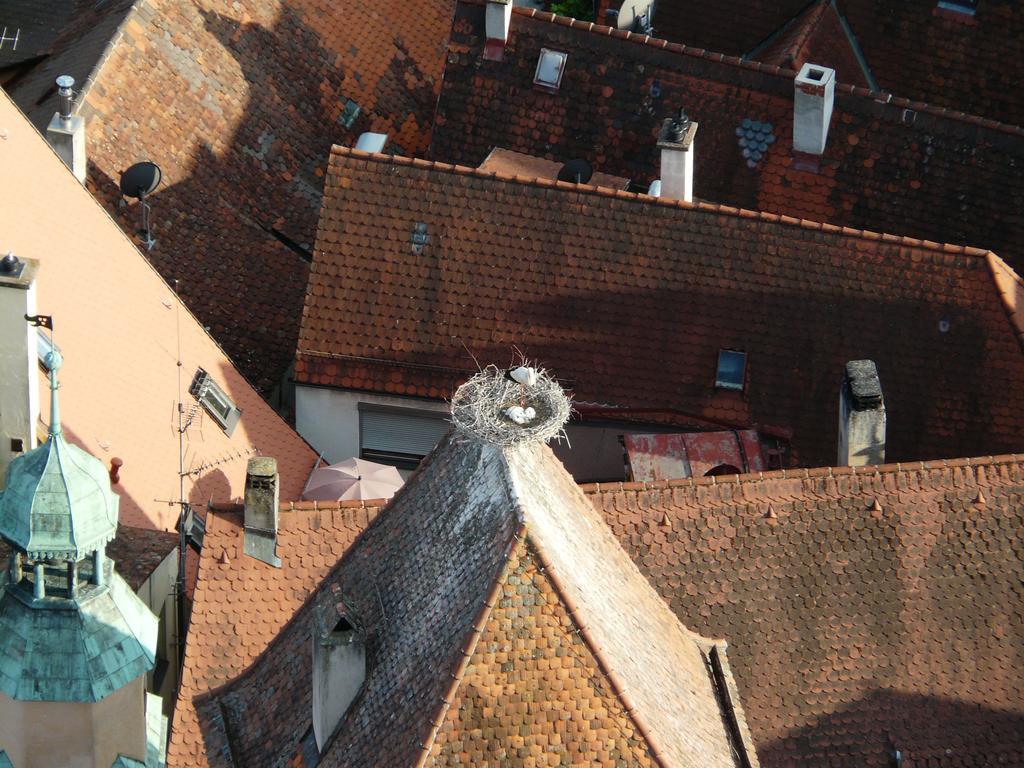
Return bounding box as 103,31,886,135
294,386,448,465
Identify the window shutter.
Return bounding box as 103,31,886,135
360,409,449,458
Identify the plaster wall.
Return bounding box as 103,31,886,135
0,674,147,768
312,634,366,750
0,265,38,487
295,385,447,466
135,547,179,711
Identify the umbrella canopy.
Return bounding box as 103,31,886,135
301,457,404,502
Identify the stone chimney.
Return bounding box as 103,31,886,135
312,608,366,750
484,0,513,60
793,63,836,156
838,360,886,467
656,109,698,203
243,456,281,567
0,253,40,487
45,76,87,184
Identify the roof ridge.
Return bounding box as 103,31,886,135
473,1,1024,138
579,453,1024,496
986,251,1024,351
333,146,996,262
70,0,146,119
524,530,675,768
782,0,830,65
412,522,526,767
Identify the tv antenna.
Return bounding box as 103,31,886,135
557,158,593,184
0,27,19,51
119,161,162,250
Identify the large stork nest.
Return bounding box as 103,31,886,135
451,364,571,447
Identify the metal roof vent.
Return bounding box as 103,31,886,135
557,158,593,184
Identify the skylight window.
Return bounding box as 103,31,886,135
188,367,242,436
715,350,747,391
937,0,977,15
534,49,567,90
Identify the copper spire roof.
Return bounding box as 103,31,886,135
0,347,117,561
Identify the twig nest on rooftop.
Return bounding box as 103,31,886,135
451,364,570,446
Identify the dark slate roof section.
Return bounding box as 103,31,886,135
431,3,1024,276
194,434,523,767
585,453,1024,768
297,147,1024,470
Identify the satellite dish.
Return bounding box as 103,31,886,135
119,161,162,199
118,161,162,251
557,158,593,184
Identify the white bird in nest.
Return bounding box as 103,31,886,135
505,406,537,425
507,366,538,386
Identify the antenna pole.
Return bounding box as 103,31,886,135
174,280,188,684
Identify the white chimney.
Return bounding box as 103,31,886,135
0,254,40,487
838,360,886,467
312,611,366,751
656,109,697,203
793,63,836,156
243,456,281,567
45,76,87,184
486,0,513,44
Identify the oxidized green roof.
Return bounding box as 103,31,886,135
0,349,118,560
0,564,157,702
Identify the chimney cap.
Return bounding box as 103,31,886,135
0,251,23,276
55,75,75,89
844,360,883,409
657,111,698,150
246,456,278,477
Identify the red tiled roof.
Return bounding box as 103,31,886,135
167,500,382,767
297,147,1024,469
6,0,456,392
599,0,1024,131
748,0,872,89
431,4,1024,277
176,432,757,767
479,147,631,189
584,453,1024,767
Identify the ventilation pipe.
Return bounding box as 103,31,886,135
45,76,87,184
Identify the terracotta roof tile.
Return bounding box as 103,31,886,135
596,0,1024,128
175,433,756,767
298,147,1024,469
8,0,457,391
431,3,1024,277
167,501,381,768
585,454,1024,767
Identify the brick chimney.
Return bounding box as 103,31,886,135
45,76,87,184
243,456,281,567
0,254,40,487
484,0,513,60
838,360,886,467
793,63,836,156
312,607,366,750
656,109,697,203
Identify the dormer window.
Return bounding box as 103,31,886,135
715,350,747,391
312,608,366,750
534,49,567,91
189,367,242,436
